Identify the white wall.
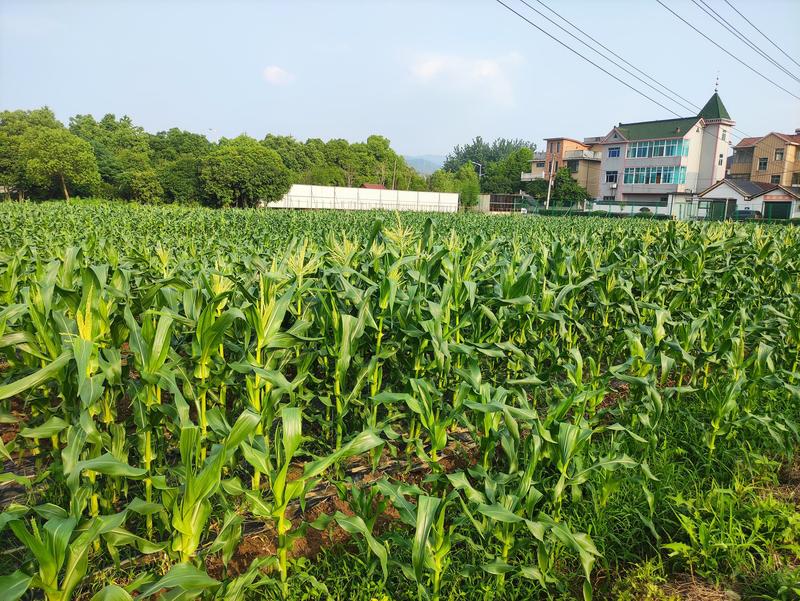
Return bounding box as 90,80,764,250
698,181,762,213
695,122,731,192
265,184,459,213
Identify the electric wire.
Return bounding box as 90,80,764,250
655,0,800,101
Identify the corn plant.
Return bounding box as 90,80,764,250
244,407,383,598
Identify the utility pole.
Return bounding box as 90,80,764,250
469,160,483,178
545,157,555,210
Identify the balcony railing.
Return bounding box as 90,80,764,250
564,150,601,160
521,171,545,181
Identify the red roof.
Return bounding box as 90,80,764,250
734,132,800,148
773,133,800,145
361,183,386,189
734,136,761,148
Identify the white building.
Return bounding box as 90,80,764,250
696,179,773,219
264,184,459,212
593,93,734,219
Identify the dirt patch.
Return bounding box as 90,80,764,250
205,495,357,579
662,575,739,600
766,457,800,506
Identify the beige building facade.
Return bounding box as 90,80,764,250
729,131,800,187
522,137,601,199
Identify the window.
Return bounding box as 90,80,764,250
605,170,618,183
758,157,768,171
718,153,724,166
623,168,634,184
775,149,784,161
622,166,685,185
556,141,561,153
770,175,780,184
567,160,579,173
639,138,688,157
535,161,545,168
608,146,620,158
721,131,727,141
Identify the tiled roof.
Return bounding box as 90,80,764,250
698,179,773,198
750,185,800,200
609,93,733,142
773,133,800,145
735,133,800,149
734,137,761,148
615,117,700,141
361,183,386,190
697,93,731,120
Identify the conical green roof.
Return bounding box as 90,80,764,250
698,93,731,120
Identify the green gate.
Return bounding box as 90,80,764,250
764,202,791,220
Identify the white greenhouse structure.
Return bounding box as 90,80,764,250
264,184,459,213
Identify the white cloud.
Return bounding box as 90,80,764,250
262,65,294,86
409,53,522,106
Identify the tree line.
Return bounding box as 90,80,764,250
441,136,591,206
0,108,480,208
0,108,585,207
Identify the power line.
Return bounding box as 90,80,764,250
655,0,800,101
516,0,699,117
531,0,752,140
722,0,800,71
495,0,743,154
494,0,797,183
492,0,688,118
531,0,700,112
691,0,800,85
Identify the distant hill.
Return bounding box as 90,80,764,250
404,154,445,175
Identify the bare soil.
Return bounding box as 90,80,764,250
662,575,739,601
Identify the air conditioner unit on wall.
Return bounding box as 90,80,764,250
611,183,617,189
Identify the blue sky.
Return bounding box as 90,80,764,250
1,0,798,156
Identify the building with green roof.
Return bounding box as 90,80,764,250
593,92,735,219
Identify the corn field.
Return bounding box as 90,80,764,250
0,202,798,600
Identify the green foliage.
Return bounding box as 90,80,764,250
443,136,536,173
0,108,63,199
0,204,798,601
200,136,291,207
17,127,101,201
551,167,590,206
481,147,533,195
3,106,433,204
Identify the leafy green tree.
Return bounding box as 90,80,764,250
443,136,536,173
428,169,457,193
18,127,101,201
481,147,533,194
303,165,347,186
200,135,291,208
69,113,158,201
148,129,211,204
0,108,62,199
455,163,480,208
149,128,211,162
157,156,205,204
119,168,164,204
552,167,590,207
